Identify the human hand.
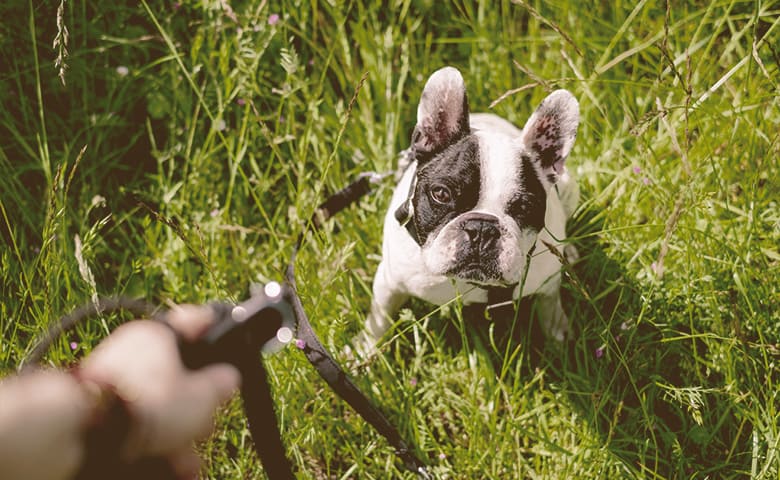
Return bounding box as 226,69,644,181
77,305,241,477
0,305,240,480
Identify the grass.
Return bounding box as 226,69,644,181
1,0,779,478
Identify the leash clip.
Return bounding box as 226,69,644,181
357,170,393,185
177,282,295,370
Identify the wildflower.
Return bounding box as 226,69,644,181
215,119,227,132
643,177,651,185
70,342,78,351
236,98,246,106
438,453,446,460
594,346,605,359
116,66,129,77
632,165,642,175
268,13,280,25
210,208,220,217
295,338,306,350
409,377,418,387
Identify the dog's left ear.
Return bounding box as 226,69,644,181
412,66,471,160
521,89,579,183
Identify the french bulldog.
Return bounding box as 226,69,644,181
362,66,579,350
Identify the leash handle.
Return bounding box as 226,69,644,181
239,355,295,479
26,172,427,479
177,282,295,370
176,283,296,479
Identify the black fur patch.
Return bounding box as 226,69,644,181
408,135,481,246
506,155,547,232
530,116,563,170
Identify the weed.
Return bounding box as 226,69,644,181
1,1,778,478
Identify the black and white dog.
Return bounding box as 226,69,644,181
361,66,579,350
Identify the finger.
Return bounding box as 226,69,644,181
195,363,241,405
166,305,217,341
170,364,241,443
142,363,240,457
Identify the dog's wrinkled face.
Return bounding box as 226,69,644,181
395,67,579,286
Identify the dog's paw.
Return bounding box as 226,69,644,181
564,243,580,264
537,293,570,343
547,315,569,343
343,331,381,369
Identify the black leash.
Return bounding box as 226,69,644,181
22,171,430,479
286,172,430,477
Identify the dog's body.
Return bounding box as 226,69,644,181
362,66,579,348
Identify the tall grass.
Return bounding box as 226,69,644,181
1,1,778,478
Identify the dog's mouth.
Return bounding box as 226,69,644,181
448,260,504,285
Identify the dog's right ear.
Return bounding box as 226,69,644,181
521,89,579,184
412,66,470,160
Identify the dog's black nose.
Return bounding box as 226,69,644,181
462,214,500,253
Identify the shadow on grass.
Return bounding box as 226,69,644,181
427,207,754,478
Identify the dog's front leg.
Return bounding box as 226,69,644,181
535,290,569,342
362,260,409,344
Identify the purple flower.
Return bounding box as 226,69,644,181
632,165,642,175
294,338,306,350
409,377,418,387
70,342,78,351
642,177,651,185
595,346,605,359
236,98,246,106
268,13,280,25
651,261,659,274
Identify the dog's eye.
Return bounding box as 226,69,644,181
429,184,452,205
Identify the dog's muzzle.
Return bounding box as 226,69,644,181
447,213,503,282
461,213,501,255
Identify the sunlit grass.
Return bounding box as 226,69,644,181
1,1,778,478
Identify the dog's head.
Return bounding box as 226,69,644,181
394,66,579,286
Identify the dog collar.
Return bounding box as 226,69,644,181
474,242,538,320
395,172,421,244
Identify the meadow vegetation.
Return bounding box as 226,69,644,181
1,0,778,478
